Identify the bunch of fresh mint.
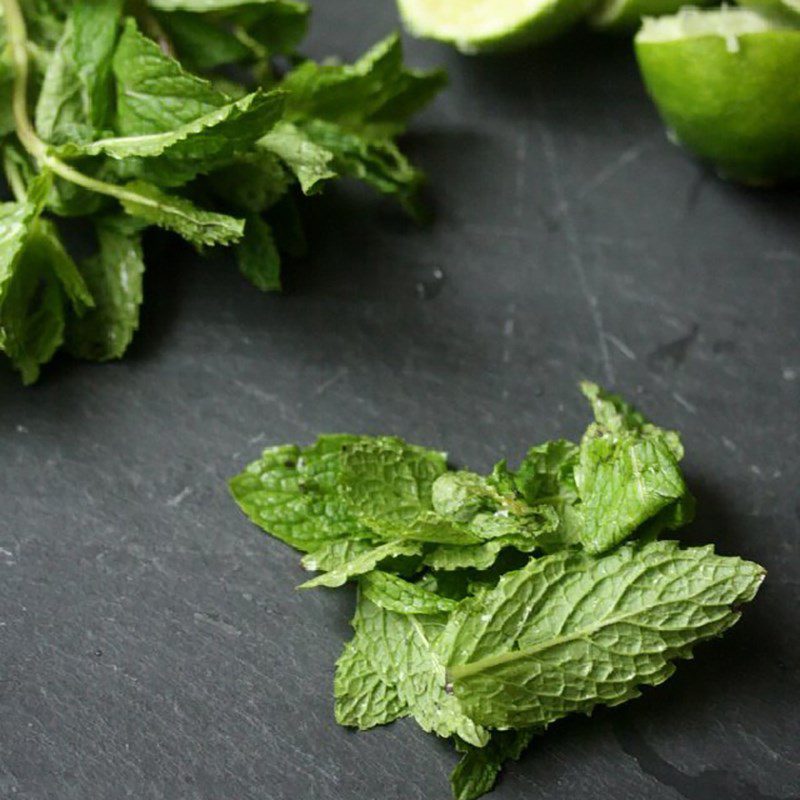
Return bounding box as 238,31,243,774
230,382,764,800
0,0,444,383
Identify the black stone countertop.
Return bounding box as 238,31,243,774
1,2,798,798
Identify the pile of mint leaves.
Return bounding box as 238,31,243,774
0,0,444,383
231,382,764,800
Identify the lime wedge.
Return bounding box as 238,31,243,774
397,0,596,53
591,0,715,32
635,7,800,185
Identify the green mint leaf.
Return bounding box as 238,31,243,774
0,173,52,303
0,214,91,384
574,419,686,554
34,18,88,144
444,540,765,730
57,90,285,186
339,437,447,525
424,541,509,572
154,11,252,72
206,151,291,213
229,436,376,553
148,1,310,58
70,0,123,132
235,215,281,292
298,540,423,589
278,33,445,206
450,730,534,800
433,470,559,543
282,34,445,133
258,121,337,195
35,1,122,143
112,19,226,136
513,440,583,552
117,180,244,247
344,594,489,746
581,380,684,458
359,571,458,615
65,215,145,361
580,380,648,432
299,539,377,573
334,636,408,730
38,218,93,312
289,119,425,203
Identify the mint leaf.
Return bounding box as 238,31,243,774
206,151,291,213
117,180,244,246
299,539,376,573
279,34,446,206
574,414,686,554
424,539,518,572
345,594,489,747
112,19,226,136
299,540,423,589
34,1,124,143
229,436,375,553
339,437,447,525
61,91,276,160
433,470,558,543
235,214,281,291
282,34,444,133
451,730,534,800
259,122,337,194
58,90,285,186
65,215,144,361
359,571,458,615
445,541,764,730
334,635,408,730
155,10,251,72
0,176,48,294
0,215,91,383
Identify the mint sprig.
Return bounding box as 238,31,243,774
0,0,445,382
230,383,765,800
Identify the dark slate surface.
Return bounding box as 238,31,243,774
1,2,799,799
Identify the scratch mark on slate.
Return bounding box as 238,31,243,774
605,334,637,361
556,138,653,215
539,122,614,385
167,487,192,507
315,367,349,397
194,612,242,638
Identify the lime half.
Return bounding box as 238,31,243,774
591,0,715,32
635,7,800,185
397,0,596,53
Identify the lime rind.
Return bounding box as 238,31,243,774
397,0,596,53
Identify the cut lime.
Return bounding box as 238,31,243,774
591,0,715,32
397,0,596,53
635,7,800,185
